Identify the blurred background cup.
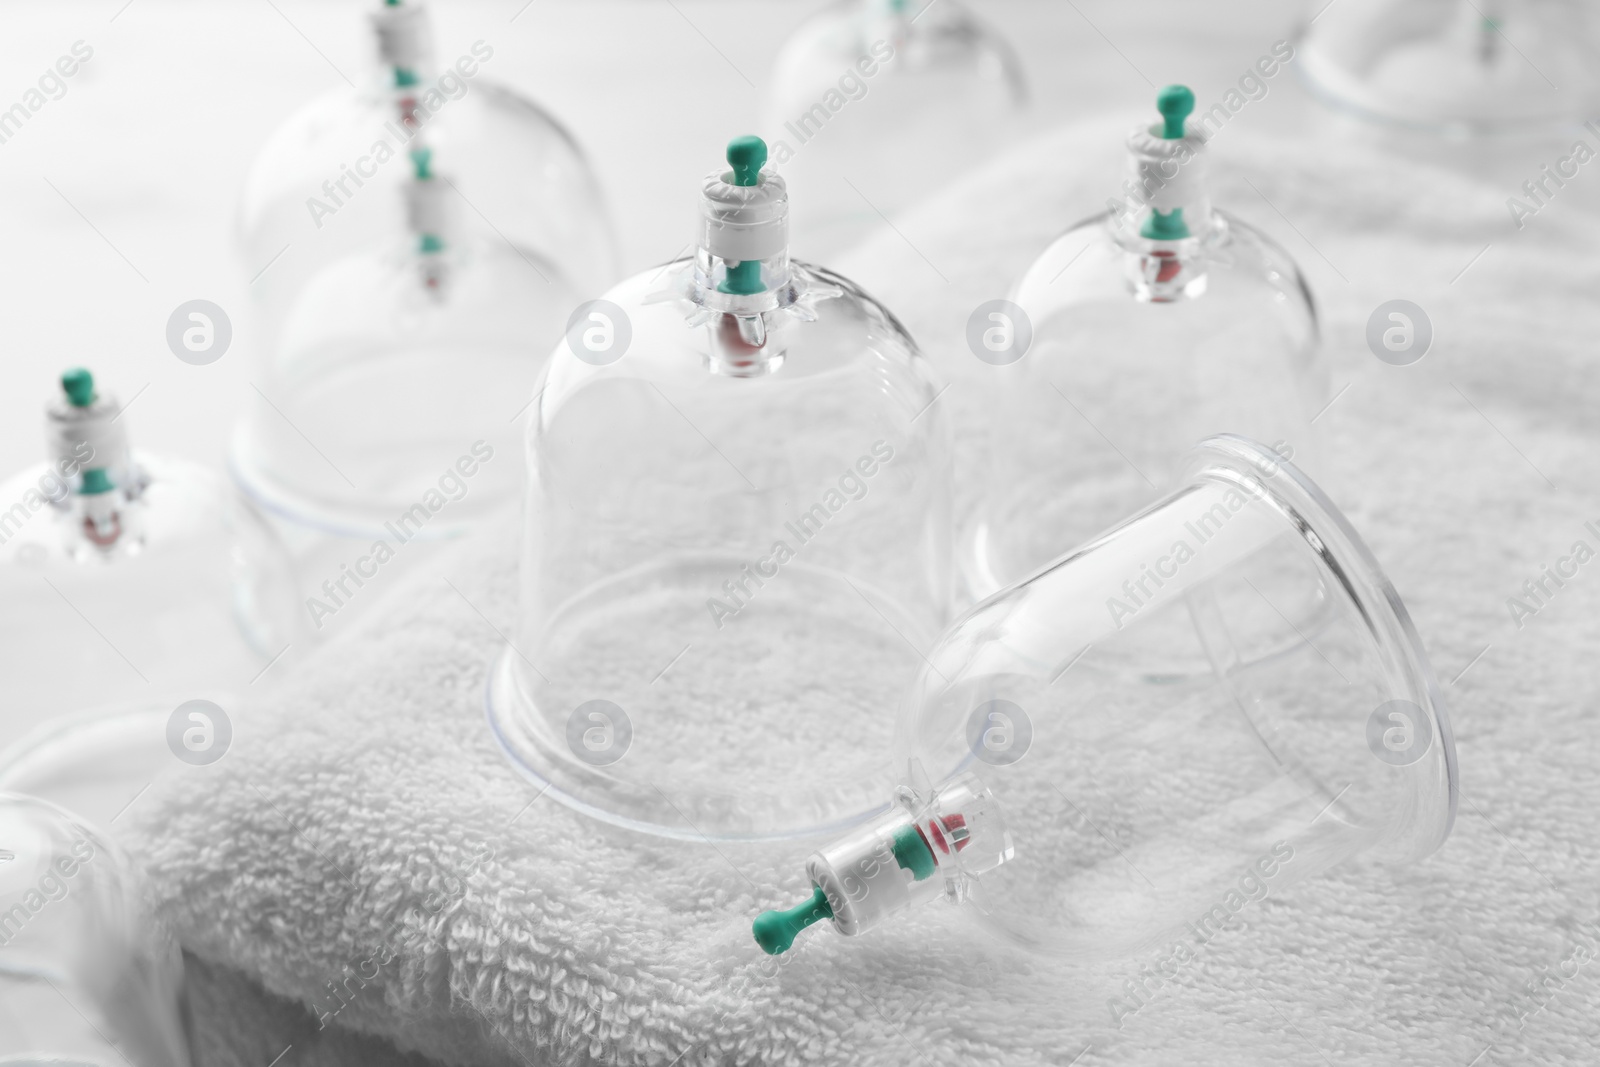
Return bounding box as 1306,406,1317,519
0,793,191,1067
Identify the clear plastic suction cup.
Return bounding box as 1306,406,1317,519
237,0,614,340
0,703,176,832
0,371,301,757
963,85,1325,622
757,435,1457,959
764,0,1028,255
1296,0,1600,135
230,226,558,538
233,0,616,537
0,794,191,1066
487,137,954,842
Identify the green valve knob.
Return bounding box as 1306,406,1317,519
727,135,766,187
1156,84,1194,140
410,146,433,181
79,468,114,496
1142,208,1189,240
61,368,96,408
753,884,833,956
890,823,936,881
719,259,764,295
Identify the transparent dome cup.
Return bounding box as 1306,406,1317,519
754,436,1457,960
965,89,1324,612
488,139,954,841
231,234,562,536
0,448,293,825
0,794,190,1066
0,704,174,835
0,373,301,736
967,211,1323,599
764,0,1027,256
237,0,614,334
1296,0,1600,135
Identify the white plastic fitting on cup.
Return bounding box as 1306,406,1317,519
699,168,790,265
46,392,126,480
371,2,431,71
406,176,452,239
1125,123,1211,222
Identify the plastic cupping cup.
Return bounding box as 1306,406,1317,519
756,435,1457,959
487,137,954,842
964,85,1325,621
0,793,191,1065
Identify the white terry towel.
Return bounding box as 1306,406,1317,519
129,117,1600,1066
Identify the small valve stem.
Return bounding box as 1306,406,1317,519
1141,85,1195,241
59,369,124,547
718,137,769,297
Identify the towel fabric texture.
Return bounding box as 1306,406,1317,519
128,117,1600,1066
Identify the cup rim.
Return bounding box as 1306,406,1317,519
1182,434,1459,858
